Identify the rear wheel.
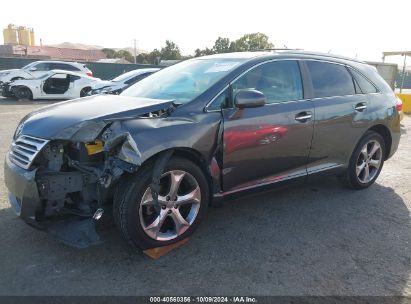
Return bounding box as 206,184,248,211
14,86,32,100
113,157,209,250
339,131,386,189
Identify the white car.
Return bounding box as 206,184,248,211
90,68,160,95
5,70,101,100
0,60,93,85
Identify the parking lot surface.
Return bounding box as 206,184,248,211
0,96,410,296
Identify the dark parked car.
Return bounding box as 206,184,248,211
4,51,401,250
89,68,160,95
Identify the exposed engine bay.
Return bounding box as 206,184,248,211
10,105,173,247
35,111,167,218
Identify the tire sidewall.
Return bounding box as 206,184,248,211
80,87,91,97
122,157,209,249
16,87,32,100
348,131,386,189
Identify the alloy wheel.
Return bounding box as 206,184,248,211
139,170,201,241
356,140,383,184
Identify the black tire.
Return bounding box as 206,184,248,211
113,156,209,250
14,86,32,100
80,87,91,97
338,131,386,189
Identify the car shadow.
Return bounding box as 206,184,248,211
0,177,409,295
0,99,59,105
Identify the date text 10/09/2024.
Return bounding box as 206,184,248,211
149,297,257,303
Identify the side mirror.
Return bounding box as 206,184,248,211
234,89,266,109
29,67,37,72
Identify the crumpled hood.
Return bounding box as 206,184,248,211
0,69,32,76
0,69,19,79
92,80,115,90
0,69,18,73
18,95,174,140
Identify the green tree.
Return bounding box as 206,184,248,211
147,49,161,64
136,53,149,64
194,47,214,57
233,32,274,51
116,50,134,63
213,37,231,54
160,40,182,60
101,48,117,58
102,48,134,63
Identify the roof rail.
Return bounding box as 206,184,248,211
273,50,365,63
253,48,304,52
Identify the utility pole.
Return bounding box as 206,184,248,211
134,39,137,64
400,53,407,94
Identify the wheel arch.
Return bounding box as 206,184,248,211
10,76,25,81
367,124,392,159
138,147,215,202
13,85,33,99
80,86,92,97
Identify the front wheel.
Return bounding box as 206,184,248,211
14,86,32,100
80,87,91,97
113,157,209,250
339,131,386,189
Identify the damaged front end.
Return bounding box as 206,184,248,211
5,98,173,248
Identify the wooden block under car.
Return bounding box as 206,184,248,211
143,238,189,259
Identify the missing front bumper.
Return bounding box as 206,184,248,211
4,154,101,248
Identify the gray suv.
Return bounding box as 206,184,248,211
4,51,401,250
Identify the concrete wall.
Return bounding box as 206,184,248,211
366,61,398,90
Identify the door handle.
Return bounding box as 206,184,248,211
295,111,312,122
354,102,367,112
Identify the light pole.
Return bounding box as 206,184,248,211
134,39,137,64
400,53,407,94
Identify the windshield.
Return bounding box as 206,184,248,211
112,70,144,82
22,62,38,70
121,58,242,104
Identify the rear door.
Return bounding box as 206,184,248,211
221,60,314,192
303,60,370,173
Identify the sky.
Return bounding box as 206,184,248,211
1,0,411,64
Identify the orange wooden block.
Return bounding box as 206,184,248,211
143,238,189,259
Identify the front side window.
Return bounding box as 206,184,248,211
207,89,230,111
32,63,50,71
122,58,243,104
306,61,355,98
232,60,303,104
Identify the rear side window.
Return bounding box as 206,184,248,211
306,61,355,98
50,63,80,71
349,68,378,94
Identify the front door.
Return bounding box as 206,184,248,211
41,73,71,98
222,60,314,192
